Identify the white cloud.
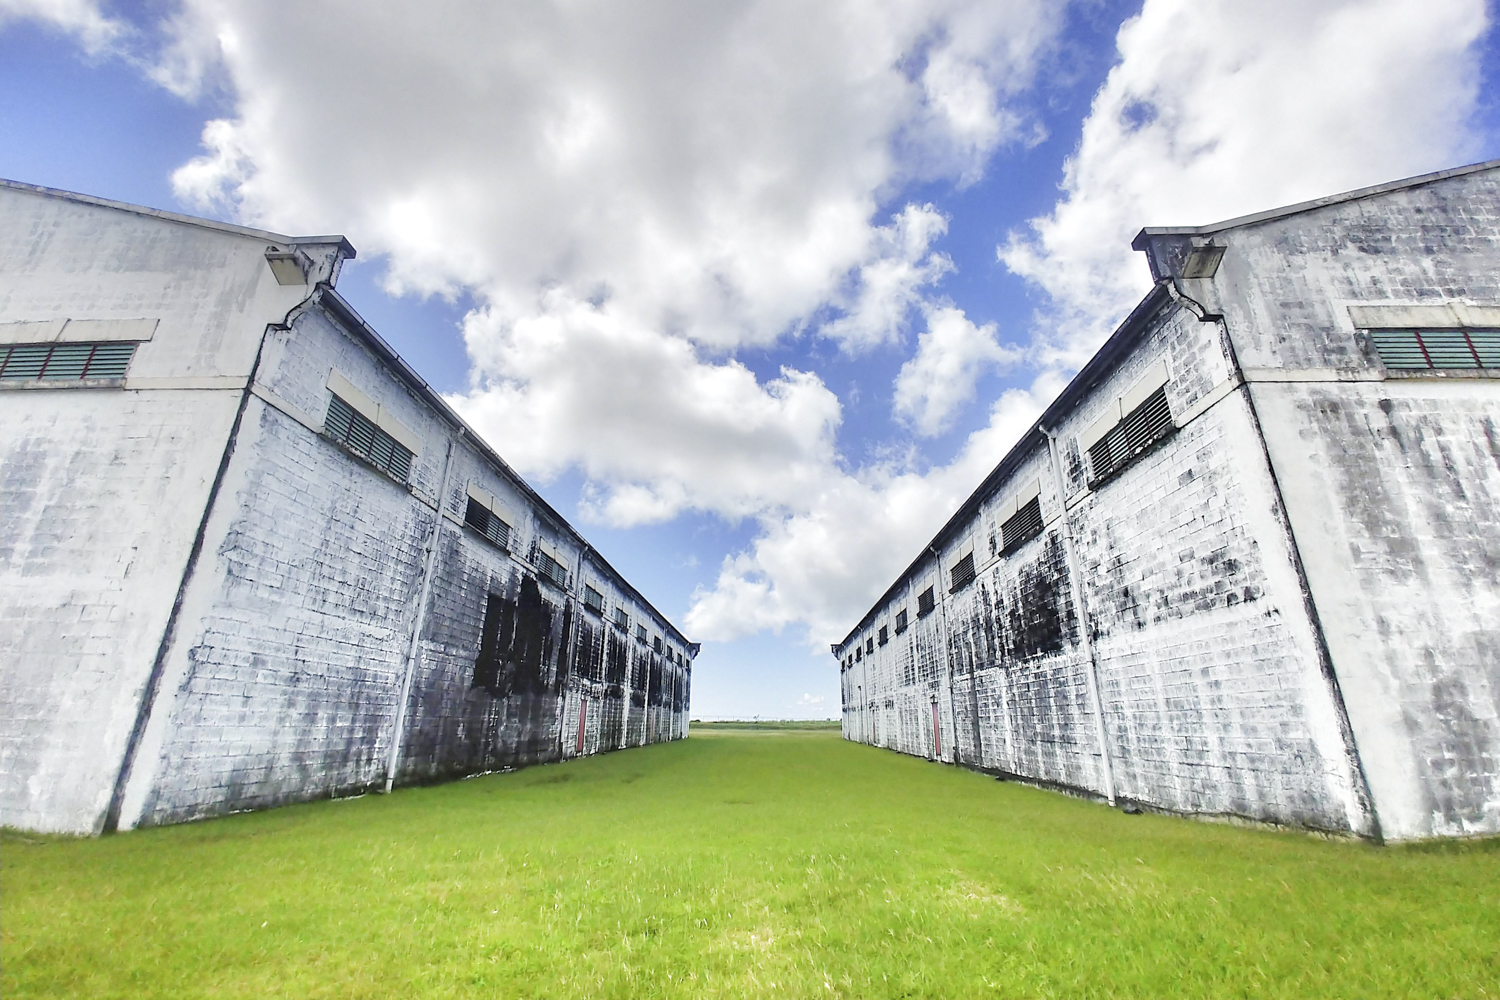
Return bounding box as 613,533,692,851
893,305,1020,436
819,203,953,351
0,0,123,52
1001,0,1491,368
796,693,826,706
686,374,1061,644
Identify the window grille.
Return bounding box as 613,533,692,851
583,585,604,613
949,552,976,592
894,608,908,634
878,625,888,646
917,587,935,617
536,549,568,588
0,341,136,380
1000,498,1044,553
325,393,414,481
1087,386,1172,484
464,497,511,550
614,608,629,631
1369,329,1500,369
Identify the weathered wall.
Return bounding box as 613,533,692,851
0,184,329,834
1177,171,1500,839
839,298,1369,835
113,296,693,829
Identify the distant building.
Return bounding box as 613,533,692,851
834,161,1500,842
0,180,695,835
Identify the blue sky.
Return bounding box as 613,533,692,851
4,0,1496,718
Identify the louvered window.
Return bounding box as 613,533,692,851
949,552,976,592
855,645,862,662
866,637,874,654
1369,329,1500,369
536,549,568,588
325,393,414,481
1001,498,1044,553
0,341,137,380
894,608,908,634
636,623,648,643
464,497,511,550
614,608,629,631
653,635,663,653
878,625,888,646
1087,386,1173,484
584,585,604,614
917,586,935,617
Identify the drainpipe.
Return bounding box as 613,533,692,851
931,545,958,764
1039,426,1117,807
384,433,459,793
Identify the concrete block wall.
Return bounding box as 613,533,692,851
838,297,1369,834
1137,164,1500,838
112,294,693,829
0,182,343,834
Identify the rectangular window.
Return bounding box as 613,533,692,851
866,637,874,654
614,608,630,631
636,623,648,643
583,585,604,614
855,646,862,662
464,497,512,550
1001,497,1044,553
536,549,568,589
949,552,976,592
878,625,888,646
0,341,137,380
653,635,663,654
1087,386,1172,484
917,587,935,617
1368,329,1500,369
325,393,414,481
894,608,908,634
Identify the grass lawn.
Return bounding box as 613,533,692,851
5,729,1497,999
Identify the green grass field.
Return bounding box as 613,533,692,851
6,728,1497,999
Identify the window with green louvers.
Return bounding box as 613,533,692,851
464,497,511,550
324,393,414,482
1087,386,1173,485
584,585,604,613
1000,498,1043,553
894,608,908,634
949,552,976,592
917,587,935,617
536,550,568,588
1368,329,1500,369
0,341,137,380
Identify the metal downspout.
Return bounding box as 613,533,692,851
384,433,459,793
1040,426,1117,807
931,546,958,763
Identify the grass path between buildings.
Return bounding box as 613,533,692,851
5,725,1498,999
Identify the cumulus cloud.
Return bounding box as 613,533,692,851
685,374,1062,643
0,0,124,52
1001,0,1491,368
12,0,1491,654
893,306,1020,436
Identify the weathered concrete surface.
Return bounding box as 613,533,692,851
0,180,694,834
840,160,1500,840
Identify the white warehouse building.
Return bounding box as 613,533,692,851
0,180,696,835
834,161,1500,842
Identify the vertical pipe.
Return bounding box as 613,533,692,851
1041,426,1117,807
384,435,458,794
931,546,958,764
